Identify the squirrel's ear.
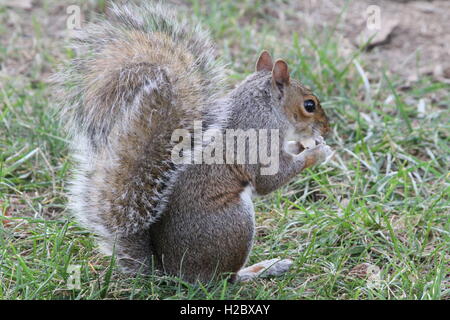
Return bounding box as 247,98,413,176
272,59,290,93
256,50,273,72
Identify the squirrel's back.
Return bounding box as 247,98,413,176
54,2,228,260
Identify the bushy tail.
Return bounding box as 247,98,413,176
53,2,228,266
55,1,226,150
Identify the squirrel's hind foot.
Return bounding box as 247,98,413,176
236,258,293,282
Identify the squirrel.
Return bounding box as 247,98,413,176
54,2,332,283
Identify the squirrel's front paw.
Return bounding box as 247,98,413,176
314,144,333,163
298,144,333,168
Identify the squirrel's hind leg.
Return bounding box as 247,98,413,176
236,258,293,282
106,230,153,275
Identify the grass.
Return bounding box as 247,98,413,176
0,0,449,300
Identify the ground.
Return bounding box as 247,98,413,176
0,0,449,299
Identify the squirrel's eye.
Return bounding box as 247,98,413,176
304,99,316,113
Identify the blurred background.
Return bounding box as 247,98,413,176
1,0,450,83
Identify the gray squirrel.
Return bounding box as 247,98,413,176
55,2,332,283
